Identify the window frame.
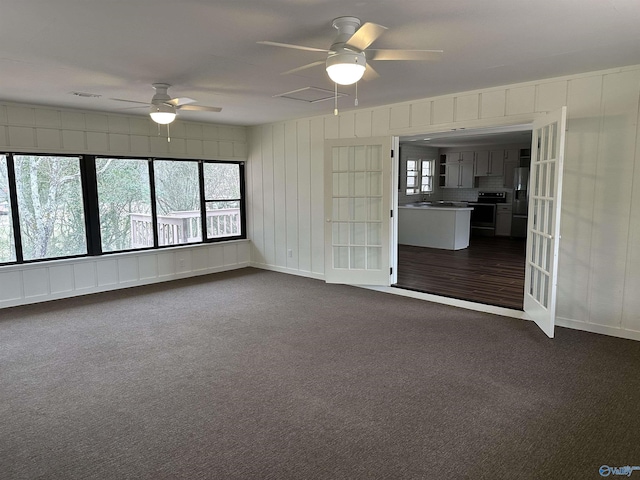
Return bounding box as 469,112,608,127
405,157,435,196
0,152,247,266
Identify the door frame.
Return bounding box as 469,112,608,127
392,123,539,311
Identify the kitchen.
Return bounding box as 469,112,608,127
396,129,532,310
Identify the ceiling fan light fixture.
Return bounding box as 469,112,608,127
149,103,176,124
326,50,366,85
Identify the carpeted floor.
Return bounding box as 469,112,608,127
1,268,639,480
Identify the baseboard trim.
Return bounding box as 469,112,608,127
0,263,249,309
249,262,324,281
556,317,640,342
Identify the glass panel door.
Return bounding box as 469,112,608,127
325,137,392,285
524,107,567,338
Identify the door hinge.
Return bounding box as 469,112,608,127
391,149,394,158
390,267,393,275
390,209,393,218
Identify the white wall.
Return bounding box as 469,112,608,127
246,65,640,341
0,102,250,308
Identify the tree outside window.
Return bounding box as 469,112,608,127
0,156,16,263
13,155,87,261
97,158,152,252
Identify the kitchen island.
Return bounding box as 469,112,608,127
398,203,473,250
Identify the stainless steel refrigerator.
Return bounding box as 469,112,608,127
511,167,529,238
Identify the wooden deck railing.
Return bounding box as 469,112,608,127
130,208,240,248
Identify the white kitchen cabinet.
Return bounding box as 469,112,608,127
495,204,512,236
474,149,504,176
442,151,474,188
474,151,489,176
488,150,504,176
503,160,516,188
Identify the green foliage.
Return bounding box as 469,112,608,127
14,156,86,260
97,158,151,252
154,161,200,215
1,156,242,261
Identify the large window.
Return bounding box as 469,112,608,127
14,155,87,261
406,158,434,195
203,162,243,239
0,156,16,263
154,160,202,246
0,154,245,265
97,158,152,252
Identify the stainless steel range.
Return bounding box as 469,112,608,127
468,191,507,236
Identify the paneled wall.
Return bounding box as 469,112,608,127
0,102,250,308
247,65,640,341
0,241,250,309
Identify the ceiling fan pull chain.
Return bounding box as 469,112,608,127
334,82,339,116
167,124,171,143
355,81,358,107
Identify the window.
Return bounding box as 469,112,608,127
14,155,87,261
97,158,152,252
203,162,243,239
406,158,434,195
0,153,245,265
154,160,202,246
0,156,16,263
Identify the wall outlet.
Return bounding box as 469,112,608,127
287,249,293,258
178,258,185,268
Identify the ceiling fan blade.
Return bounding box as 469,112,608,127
167,97,196,107
362,65,380,82
177,105,222,113
281,60,326,76
257,41,330,53
367,49,444,61
345,22,387,51
110,98,149,105
118,105,149,110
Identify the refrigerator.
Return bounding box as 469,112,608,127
511,167,529,238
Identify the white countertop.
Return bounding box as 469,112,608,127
399,204,474,211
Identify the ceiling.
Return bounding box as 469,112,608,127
1,0,639,126
401,125,532,148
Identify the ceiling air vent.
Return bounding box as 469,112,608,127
273,87,347,103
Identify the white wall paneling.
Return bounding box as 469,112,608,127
0,101,249,309
246,64,640,341
0,241,250,309
0,101,247,161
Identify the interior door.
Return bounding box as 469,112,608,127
524,106,567,338
325,137,393,285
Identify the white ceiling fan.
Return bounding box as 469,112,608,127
258,16,443,86
111,83,222,124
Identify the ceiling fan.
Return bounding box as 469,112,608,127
111,83,222,124
258,16,443,86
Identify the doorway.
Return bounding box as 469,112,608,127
394,127,532,310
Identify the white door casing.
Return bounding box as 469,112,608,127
524,106,567,338
324,137,393,285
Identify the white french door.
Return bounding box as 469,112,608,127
324,137,393,285
524,106,567,338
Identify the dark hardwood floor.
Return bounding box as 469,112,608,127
395,236,527,310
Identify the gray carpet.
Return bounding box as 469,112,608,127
1,268,639,480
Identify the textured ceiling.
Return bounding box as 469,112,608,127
1,0,639,126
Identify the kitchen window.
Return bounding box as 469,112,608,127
406,158,434,195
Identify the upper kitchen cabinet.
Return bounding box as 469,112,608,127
440,152,474,188
475,150,504,176
503,149,519,188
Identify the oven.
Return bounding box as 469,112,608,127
469,192,506,236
